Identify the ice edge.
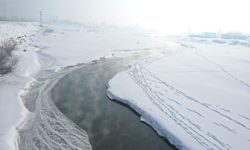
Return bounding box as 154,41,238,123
106,84,186,150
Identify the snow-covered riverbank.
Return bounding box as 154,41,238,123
0,22,40,150
0,21,171,150
107,39,250,149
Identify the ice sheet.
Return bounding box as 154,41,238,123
107,41,250,150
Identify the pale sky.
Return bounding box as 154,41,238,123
0,0,249,34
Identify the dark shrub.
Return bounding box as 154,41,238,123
0,38,18,76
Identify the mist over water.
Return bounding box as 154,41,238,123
51,57,177,150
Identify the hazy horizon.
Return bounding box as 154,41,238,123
0,0,250,34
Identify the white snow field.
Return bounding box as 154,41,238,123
107,39,250,150
36,24,170,70
0,22,40,150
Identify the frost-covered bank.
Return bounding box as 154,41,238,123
107,39,250,150
18,65,93,150
0,22,40,150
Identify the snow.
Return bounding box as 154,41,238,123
1,20,249,150
17,68,93,150
107,41,250,150
35,24,170,70
0,22,40,150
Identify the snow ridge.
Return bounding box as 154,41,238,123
17,67,92,150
